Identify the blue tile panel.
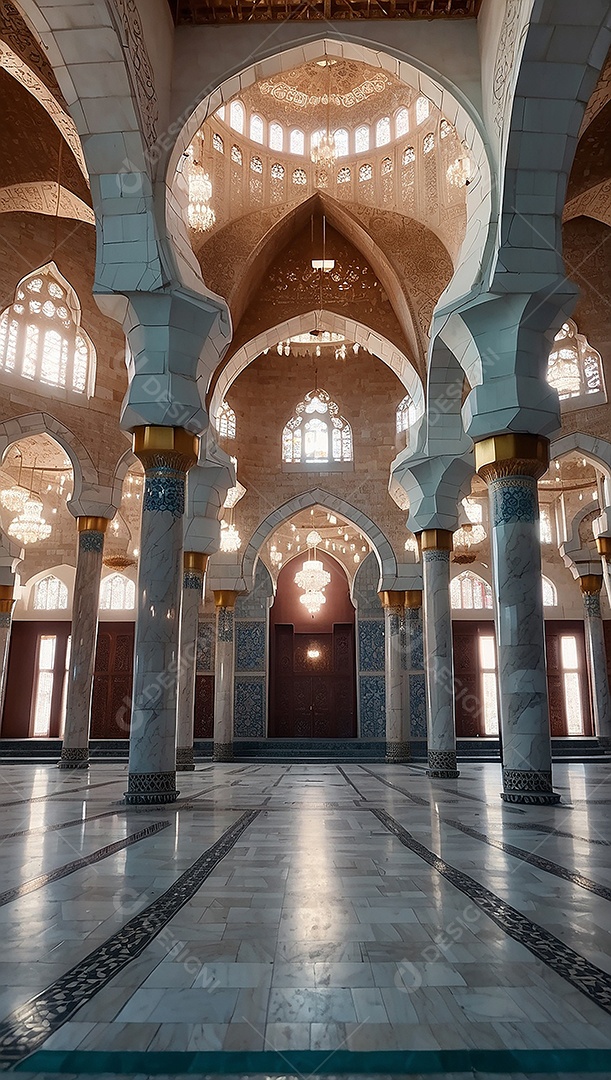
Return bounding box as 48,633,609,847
196,619,214,672
409,673,427,738
359,675,386,737
358,619,385,672
234,677,265,737
235,621,266,672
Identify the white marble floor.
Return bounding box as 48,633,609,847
0,760,609,1079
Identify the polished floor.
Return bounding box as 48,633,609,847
0,760,609,1078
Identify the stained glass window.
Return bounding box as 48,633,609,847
282,388,352,466
547,320,604,402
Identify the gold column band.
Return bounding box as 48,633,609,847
405,590,423,609
419,529,453,552
474,434,549,482
0,584,15,614
378,590,406,609
132,426,199,471
184,552,209,574
77,517,109,534
213,589,240,610
596,536,611,557
579,575,603,595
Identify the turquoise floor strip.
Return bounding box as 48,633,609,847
15,1048,611,1074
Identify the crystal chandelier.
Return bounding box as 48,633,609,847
295,558,330,593
187,137,216,232
311,62,336,170
300,590,326,615
270,545,283,568
219,519,241,553
8,498,52,545
404,535,419,558
0,486,29,513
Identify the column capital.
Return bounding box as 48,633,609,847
0,584,15,614
378,590,406,609
475,434,549,483
596,536,611,558
405,590,423,609
214,589,240,610
419,529,453,552
579,574,603,595
133,426,199,472
184,552,209,574
77,516,110,534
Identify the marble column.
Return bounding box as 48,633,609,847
405,589,425,743
213,590,239,762
125,427,199,805
580,574,611,749
476,434,559,804
380,591,408,761
58,517,108,769
420,531,459,778
0,584,15,722
176,552,208,771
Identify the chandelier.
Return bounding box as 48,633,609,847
8,498,52,545
295,558,330,593
219,519,241,553
270,545,283,568
187,137,216,232
311,62,336,170
0,486,29,513
404,535,419,557
453,500,487,564
300,590,326,616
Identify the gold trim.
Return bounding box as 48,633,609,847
133,426,199,472
0,585,14,602
475,434,549,483
184,552,209,574
419,529,453,552
0,600,13,614
405,590,423,609
213,589,240,609
378,590,406,609
596,536,611,558
78,516,109,534
579,574,603,595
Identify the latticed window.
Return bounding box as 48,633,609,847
292,169,307,185
33,575,68,611
381,157,393,176
250,156,262,173
542,576,557,607
250,114,264,143
396,107,409,138
440,118,452,138
376,117,391,147
229,100,244,133
290,129,304,155
0,264,95,395
359,164,372,182
212,132,224,153
271,163,285,180
269,123,283,151
333,129,348,157
100,574,135,611
355,125,369,153
230,144,242,165
423,132,435,153
539,506,553,544
337,167,351,184
547,320,604,402
403,146,415,165
282,388,353,466
396,394,416,434
216,400,236,439
450,571,493,610
416,96,430,125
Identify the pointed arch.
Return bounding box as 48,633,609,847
0,412,100,516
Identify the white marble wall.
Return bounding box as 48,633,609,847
176,569,203,770
126,469,185,804
583,590,611,748
384,604,405,760
59,529,105,769
422,549,459,777
489,475,558,804
214,607,235,761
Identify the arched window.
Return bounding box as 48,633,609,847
334,128,349,157
359,164,372,182
440,118,452,138
282,388,353,466
539,505,553,544
376,117,391,147
381,157,393,176
215,105,225,121
271,163,285,180
355,125,370,153
229,100,244,133
403,146,415,165
396,394,415,434
100,574,135,611
542,577,557,607
250,114,264,143
250,155,262,173
423,132,435,154
337,167,351,184
547,320,604,402
230,144,242,165
212,132,224,153
0,264,95,396
311,129,325,152
396,107,409,138
292,169,307,185
416,96,430,125
290,129,305,155
33,575,68,611
216,400,236,439
450,571,493,611
269,122,283,151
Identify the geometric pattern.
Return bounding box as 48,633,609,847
427,749,459,777
0,811,259,1064
217,608,233,642
491,477,536,527
183,572,203,591
409,672,427,737
234,676,265,736
583,593,602,617
235,621,265,672
359,674,385,737
0,613,10,629
502,767,555,792
143,471,185,517
358,619,384,672
124,771,178,804
374,808,611,1019
196,620,214,672
79,531,104,553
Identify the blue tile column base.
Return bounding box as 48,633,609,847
57,747,89,770
124,772,178,804
501,790,561,805
213,742,234,762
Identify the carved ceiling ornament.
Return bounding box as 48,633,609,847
110,0,158,149
492,0,523,138
0,0,64,102
0,181,94,223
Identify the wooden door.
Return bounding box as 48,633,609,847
90,623,134,738
270,623,356,738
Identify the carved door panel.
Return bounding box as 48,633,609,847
270,624,356,738
91,623,134,738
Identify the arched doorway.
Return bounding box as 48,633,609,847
269,551,356,738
